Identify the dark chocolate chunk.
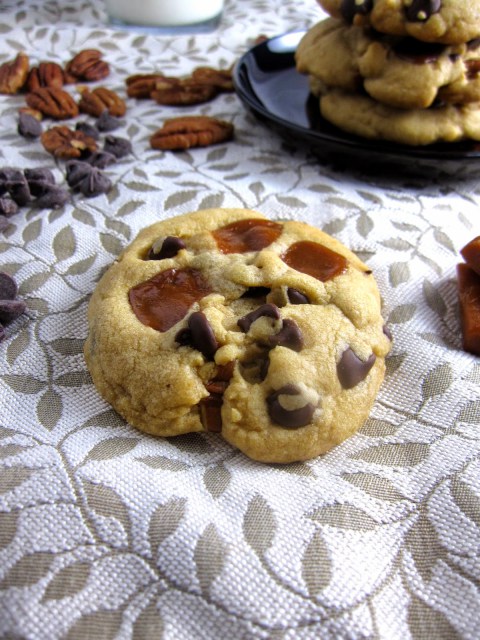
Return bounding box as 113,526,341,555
237,303,281,332
84,151,117,169
0,197,19,218
187,311,218,360
76,121,100,140
393,38,445,63
18,112,43,138
405,0,441,22
267,384,315,429
241,286,271,299
287,287,309,305
24,167,55,196
148,236,186,260
269,319,304,352
0,299,26,324
340,0,373,23
1,169,31,206
103,135,132,158
199,394,223,432
96,110,123,132
337,347,376,389
0,324,5,342
0,272,18,299
65,160,111,197
34,184,69,209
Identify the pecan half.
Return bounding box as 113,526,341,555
0,52,29,94
26,62,64,92
41,125,97,159
26,87,79,120
65,49,110,82
191,66,234,92
126,73,166,98
150,115,234,150
78,86,126,117
151,79,218,105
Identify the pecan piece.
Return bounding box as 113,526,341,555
78,86,126,117
125,73,166,98
151,79,218,105
150,115,234,150
41,125,97,159
191,66,234,92
65,49,110,82
0,52,29,94
26,62,64,92
26,87,79,120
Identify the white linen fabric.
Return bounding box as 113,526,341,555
0,1,479,638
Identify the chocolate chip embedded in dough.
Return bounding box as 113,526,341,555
337,347,376,389
199,394,223,432
237,303,281,333
148,236,186,260
269,319,304,352
287,287,309,305
405,0,441,23
340,0,373,23
187,311,218,360
267,384,315,429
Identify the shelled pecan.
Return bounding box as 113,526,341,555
26,87,79,120
150,115,234,150
151,79,218,106
78,86,126,117
191,66,234,92
41,125,97,159
26,62,64,91
126,73,166,98
65,49,109,82
0,53,29,94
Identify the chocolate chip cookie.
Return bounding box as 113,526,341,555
296,18,480,109
84,208,391,463
317,0,480,45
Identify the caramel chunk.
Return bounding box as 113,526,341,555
282,241,347,282
457,263,480,355
212,218,282,254
129,268,211,332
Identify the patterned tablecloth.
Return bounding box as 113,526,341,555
1,1,479,638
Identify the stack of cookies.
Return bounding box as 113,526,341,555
295,0,480,145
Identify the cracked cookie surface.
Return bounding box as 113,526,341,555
84,208,391,463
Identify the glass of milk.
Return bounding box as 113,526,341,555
105,0,224,32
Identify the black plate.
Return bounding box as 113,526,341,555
233,31,480,176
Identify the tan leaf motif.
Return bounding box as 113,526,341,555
167,433,214,454
385,353,406,376
0,426,16,439
342,472,406,502
193,523,228,595
6,328,31,366
83,480,131,541
52,226,76,262
360,418,398,438
105,218,131,240
42,562,91,602
271,462,315,477
407,594,458,639
85,437,139,462
49,338,85,356
54,371,92,387
0,444,29,460
116,201,144,218
388,304,416,325
164,190,199,210
203,463,231,499
137,455,190,472
423,280,447,318
353,443,430,467
308,503,379,530
22,218,42,244
405,512,445,583
132,600,164,640
421,363,453,403
100,232,123,256
198,193,225,210
456,399,480,424
0,552,53,589
3,374,47,394
65,609,123,640
389,262,410,288
0,466,33,494
322,218,346,235
18,271,51,295
80,409,126,429
433,228,456,254
243,495,277,557
37,389,63,429
65,255,97,276
356,212,373,238
275,195,307,208
0,511,18,549
148,497,186,554
301,529,332,596
450,476,480,529
72,207,95,226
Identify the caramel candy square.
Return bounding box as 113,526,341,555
457,263,480,356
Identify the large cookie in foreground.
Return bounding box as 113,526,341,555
317,0,480,45
84,209,391,463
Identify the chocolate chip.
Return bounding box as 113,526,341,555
0,299,26,324
18,112,42,138
84,151,117,169
96,110,123,132
237,303,281,332
103,135,132,158
148,236,186,260
34,184,69,209
340,0,373,22
0,197,19,217
337,347,376,389
287,287,309,305
405,0,441,22
269,318,304,352
188,311,218,360
0,272,18,299
393,38,445,63
24,167,55,196
267,384,315,429
199,394,223,432
241,286,271,299
65,160,112,197
76,121,100,140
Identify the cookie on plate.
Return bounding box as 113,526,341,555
319,88,480,145
296,18,480,110
84,208,391,463
316,0,480,45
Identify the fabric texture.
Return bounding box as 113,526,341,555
0,1,479,638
